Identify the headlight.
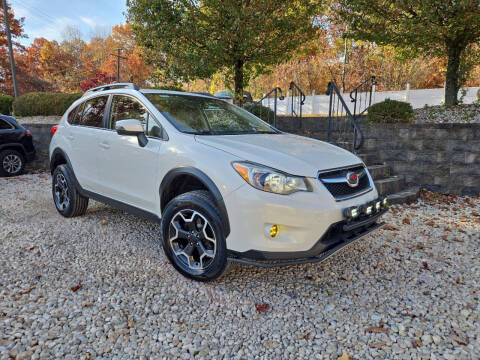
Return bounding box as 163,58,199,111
232,161,310,195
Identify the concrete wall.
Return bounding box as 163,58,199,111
277,116,480,196
23,123,56,171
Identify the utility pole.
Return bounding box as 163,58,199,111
2,0,18,98
341,36,348,93
110,48,127,82
341,25,349,93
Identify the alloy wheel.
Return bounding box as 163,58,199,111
54,173,70,211
2,154,22,174
168,209,217,271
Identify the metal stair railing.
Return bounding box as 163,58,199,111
248,87,284,127
289,81,306,118
326,81,364,153
349,76,376,120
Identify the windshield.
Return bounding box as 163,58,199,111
144,93,278,135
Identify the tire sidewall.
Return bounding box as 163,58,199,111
0,150,24,177
52,165,76,217
161,194,227,281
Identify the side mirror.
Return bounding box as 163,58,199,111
115,119,148,147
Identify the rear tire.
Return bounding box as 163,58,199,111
161,190,228,282
52,164,89,217
0,149,24,177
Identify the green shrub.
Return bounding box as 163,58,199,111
13,92,82,117
244,103,275,124
0,94,14,115
367,98,414,124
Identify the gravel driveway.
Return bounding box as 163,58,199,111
1,174,479,360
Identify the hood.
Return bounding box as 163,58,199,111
195,133,362,177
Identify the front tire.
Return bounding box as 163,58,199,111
0,149,24,177
161,190,228,281
52,164,89,217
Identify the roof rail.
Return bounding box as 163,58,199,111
83,83,140,96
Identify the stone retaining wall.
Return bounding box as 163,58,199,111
20,118,480,195
277,116,480,195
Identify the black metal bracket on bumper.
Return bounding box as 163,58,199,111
228,208,388,268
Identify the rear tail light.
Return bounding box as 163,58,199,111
51,125,59,137
25,129,31,136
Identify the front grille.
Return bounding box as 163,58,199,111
318,165,372,200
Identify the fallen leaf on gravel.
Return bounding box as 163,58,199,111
441,235,448,240
425,220,436,227
422,261,430,270
365,326,389,334
369,342,387,349
127,318,135,328
82,301,93,307
102,220,108,225
402,217,411,225
19,286,35,295
338,353,349,360
412,340,422,348
423,291,431,296
401,312,417,318
459,217,468,222
451,331,469,345
255,303,270,313
304,275,313,280
24,245,37,251
71,282,83,292
383,224,398,231
472,211,480,217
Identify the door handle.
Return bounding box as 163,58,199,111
67,135,74,141
99,142,110,150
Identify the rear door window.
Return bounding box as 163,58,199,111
0,119,13,130
79,96,109,128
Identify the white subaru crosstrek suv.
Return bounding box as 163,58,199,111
49,83,388,281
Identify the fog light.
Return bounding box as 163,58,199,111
344,206,359,219
375,201,381,211
365,205,373,215
270,225,279,238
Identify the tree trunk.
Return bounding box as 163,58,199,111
233,60,244,106
445,45,463,106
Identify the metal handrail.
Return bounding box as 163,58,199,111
250,87,284,127
289,81,306,118
349,76,376,119
326,81,364,152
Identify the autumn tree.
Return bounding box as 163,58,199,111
0,1,27,95
127,0,321,103
100,24,152,86
335,0,480,106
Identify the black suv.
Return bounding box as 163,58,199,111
0,115,35,176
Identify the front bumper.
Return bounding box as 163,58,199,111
228,208,387,267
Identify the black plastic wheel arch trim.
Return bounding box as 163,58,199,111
160,167,231,237
50,148,161,223
228,221,385,268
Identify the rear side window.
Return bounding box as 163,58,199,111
71,102,85,125
0,119,13,129
79,96,108,128
68,104,80,124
